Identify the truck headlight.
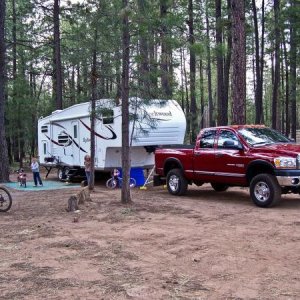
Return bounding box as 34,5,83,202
274,157,297,169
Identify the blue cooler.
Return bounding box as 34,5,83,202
118,168,145,187
130,168,145,187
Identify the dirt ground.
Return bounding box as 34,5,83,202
1,172,300,300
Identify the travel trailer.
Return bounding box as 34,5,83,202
37,98,186,180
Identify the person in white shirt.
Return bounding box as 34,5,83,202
31,157,43,187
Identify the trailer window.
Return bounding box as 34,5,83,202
43,143,47,155
73,125,78,138
102,109,114,124
41,125,48,133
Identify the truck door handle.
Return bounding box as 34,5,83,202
195,152,201,156
215,153,223,158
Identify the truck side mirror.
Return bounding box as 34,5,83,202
223,140,243,150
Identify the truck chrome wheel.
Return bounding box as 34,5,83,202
169,175,179,192
254,181,270,202
166,168,188,196
250,174,281,208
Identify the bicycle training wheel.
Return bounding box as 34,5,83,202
106,178,117,189
0,187,12,212
129,178,136,188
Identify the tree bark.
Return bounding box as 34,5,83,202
53,0,63,109
149,32,158,98
252,0,263,124
121,0,132,204
138,0,150,99
199,59,204,128
0,0,10,182
231,0,246,124
289,0,297,140
160,0,172,99
224,0,232,123
205,1,213,126
215,0,227,125
282,38,289,136
188,0,197,142
89,29,98,191
272,0,280,130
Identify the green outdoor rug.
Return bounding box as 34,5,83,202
4,180,80,191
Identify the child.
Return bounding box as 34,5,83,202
113,168,120,187
17,168,27,188
84,155,91,185
31,157,43,187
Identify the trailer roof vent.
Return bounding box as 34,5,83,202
41,125,48,133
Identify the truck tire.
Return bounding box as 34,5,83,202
166,168,188,196
250,174,281,207
211,183,229,192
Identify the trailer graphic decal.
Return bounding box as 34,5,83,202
44,133,87,153
43,123,87,153
79,120,117,140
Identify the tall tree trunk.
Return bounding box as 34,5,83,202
76,63,81,101
138,0,150,99
215,0,226,125
12,0,20,165
224,0,232,121
188,0,197,142
70,66,75,105
53,0,63,109
252,0,263,124
205,1,213,126
149,32,158,98
121,0,131,204
182,48,190,135
231,0,246,124
199,59,204,128
260,0,265,122
282,38,290,136
272,0,280,130
289,0,297,140
115,49,121,103
180,47,185,109
0,0,9,182
160,0,172,99
12,0,16,80
89,30,98,191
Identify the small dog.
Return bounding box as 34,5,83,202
17,169,27,188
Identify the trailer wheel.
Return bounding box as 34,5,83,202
250,174,281,207
211,183,229,192
57,167,70,181
166,168,188,196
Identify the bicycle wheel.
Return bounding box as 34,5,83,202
0,187,12,212
106,178,117,189
129,178,136,188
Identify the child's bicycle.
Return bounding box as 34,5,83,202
0,186,12,212
106,169,136,189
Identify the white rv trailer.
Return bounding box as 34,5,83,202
38,98,186,180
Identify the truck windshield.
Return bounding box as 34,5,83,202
238,128,291,146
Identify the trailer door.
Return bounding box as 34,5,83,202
71,120,81,166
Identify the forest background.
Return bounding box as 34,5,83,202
0,0,299,184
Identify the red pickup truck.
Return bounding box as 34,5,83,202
154,125,300,207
